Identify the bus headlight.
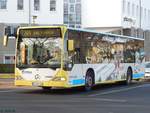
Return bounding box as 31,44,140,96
52,76,66,81
64,63,73,71
60,77,66,81
68,63,72,69
16,76,24,80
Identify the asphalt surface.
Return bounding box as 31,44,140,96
0,80,150,113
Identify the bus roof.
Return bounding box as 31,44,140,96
18,25,63,30
68,27,144,41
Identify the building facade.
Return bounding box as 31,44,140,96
0,24,15,64
82,0,150,37
1,0,149,36
0,0,81,26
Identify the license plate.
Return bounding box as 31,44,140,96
32,82,42,86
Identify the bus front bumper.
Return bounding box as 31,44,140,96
15,80,71,88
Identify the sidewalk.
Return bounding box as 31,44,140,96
0,73,15,79
141,77,150,82
0,74,15,88
0,78,16,89
0,78,40,89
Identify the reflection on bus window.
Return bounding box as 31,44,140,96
17,37,62,68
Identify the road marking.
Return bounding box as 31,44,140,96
0,87,41,93
91,98,127,103
89,84,150,97
0,89,21,93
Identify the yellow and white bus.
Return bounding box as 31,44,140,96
4,26,145,90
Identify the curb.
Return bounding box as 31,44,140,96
0,74,15,79
141,79,150,82
0,81,14,89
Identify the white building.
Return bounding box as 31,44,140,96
0,0,63,24
0,0,81,27
82,0,150,37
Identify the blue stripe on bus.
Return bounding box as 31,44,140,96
133,72,145,79
72,79,85,85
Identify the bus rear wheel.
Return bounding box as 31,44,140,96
85,70,94,91
126,68,132,85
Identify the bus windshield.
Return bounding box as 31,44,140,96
16,28,62,69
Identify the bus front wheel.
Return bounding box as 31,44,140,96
126,68,132,85
85,70,94,91
42,87,52,91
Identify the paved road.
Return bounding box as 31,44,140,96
0,82,150,113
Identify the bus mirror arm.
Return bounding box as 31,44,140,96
67,40,74,51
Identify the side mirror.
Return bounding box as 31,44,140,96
3,35,8,47
67,40,74,51
21,43,26,64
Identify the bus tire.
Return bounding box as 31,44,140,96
85,70,94,91
126,68,132,85
42,87,51,91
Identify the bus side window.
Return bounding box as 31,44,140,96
74,48,81,63
69,48,81,64
124,49,135,63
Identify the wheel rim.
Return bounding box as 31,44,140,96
86,75,93,87
127,75,131,83
127,69,132,84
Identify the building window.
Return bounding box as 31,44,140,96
70,4,75,12
69,14,75,24
76,25,81,28
132,3,135,17
136,5,139,18
144,8,147,20
34,0,40,11
64,0,81,28
64,3,68,14
76,14,81,24
76,4,81,13
127,2,130,16
17,0,24,10
69,0,75,3
76,0,81,3
122,0,125,14
141,7,143,20
4,56,15,64
0,0,7,9
64,14,68,24
50,0,56,11
64,0,68,3
69,24,75,28
148,10,150,26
